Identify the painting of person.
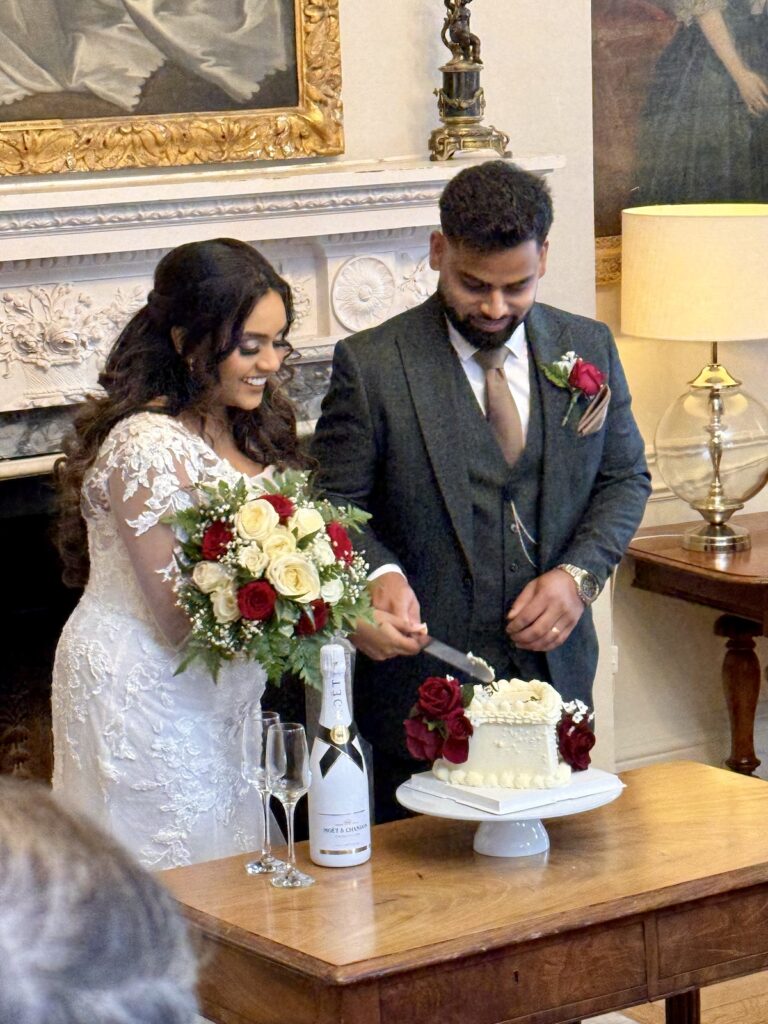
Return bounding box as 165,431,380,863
593,0,768,238
0,0,298,123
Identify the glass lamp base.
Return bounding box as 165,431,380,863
683,521,751,553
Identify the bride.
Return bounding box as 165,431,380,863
52,238,308,869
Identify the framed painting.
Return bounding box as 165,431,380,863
592,0,768,283
0,0,343,177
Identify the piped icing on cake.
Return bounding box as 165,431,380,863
433,678,571,789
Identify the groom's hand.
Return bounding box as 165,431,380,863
351,571,429,661
505,569,585,651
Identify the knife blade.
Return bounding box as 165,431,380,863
422,638,495,684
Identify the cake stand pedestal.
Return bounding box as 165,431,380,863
395,770,624,858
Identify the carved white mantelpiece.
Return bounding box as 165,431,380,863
0,154,564,470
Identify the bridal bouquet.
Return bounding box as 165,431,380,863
168,470,372,688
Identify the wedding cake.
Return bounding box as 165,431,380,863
432,678,571,789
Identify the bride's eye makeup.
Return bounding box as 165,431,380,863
238,333,291,357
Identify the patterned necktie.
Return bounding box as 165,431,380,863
473,347,524,466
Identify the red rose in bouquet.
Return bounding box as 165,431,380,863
258,493,295,522
201,521,233,561
237,581,278,621
557,714,595,771
404,717,444,762
441,707,473,764
295,599,330,636
568,358,605,398
326,521,354,564
416,676,463,718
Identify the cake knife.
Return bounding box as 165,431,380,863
422,637,495,684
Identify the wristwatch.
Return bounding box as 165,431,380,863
556,563,600,606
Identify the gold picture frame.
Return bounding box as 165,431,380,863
0,0,343,177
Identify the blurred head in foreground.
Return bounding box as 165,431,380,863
0,778,198,1024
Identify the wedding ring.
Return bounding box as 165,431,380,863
551,626,561,636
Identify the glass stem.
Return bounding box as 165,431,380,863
260,790,272,860
285,800,296,872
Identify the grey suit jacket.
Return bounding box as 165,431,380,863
311,294,650,754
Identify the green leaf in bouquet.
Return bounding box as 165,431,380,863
296,529,321,550
461,683,475,707
274,597,300,623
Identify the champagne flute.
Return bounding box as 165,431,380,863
266,722,315,889
241,708,285,875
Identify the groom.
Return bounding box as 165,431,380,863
311,161,650,821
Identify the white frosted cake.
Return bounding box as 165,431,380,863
432,678,571,789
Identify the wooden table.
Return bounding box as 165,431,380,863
627,513,768,776
163,762,768,1024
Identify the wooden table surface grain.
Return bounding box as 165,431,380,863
162,761,768,1024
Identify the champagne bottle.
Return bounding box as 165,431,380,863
308,642,371,867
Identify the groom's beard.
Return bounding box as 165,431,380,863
438,288,521,351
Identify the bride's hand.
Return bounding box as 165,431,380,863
350,571,429,661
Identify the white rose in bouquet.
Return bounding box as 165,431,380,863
267,553,321,603
320,576,345,605
235,498,279,541
238,542,269,577
261,525,297,560
311,537,336,567
288,506,325,540
210,584,240,623
192,561,233,594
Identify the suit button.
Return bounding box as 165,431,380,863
509,561,520,573
509,522,518,533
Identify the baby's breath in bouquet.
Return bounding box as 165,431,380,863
168,470,373,688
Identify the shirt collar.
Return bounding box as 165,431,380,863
446,317,528,363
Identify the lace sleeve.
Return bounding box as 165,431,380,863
103,417,204,648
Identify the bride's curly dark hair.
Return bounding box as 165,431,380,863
55,237,311,588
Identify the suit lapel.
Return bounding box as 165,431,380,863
526,305,575,569
396,295,474,574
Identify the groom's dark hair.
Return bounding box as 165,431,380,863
439,160,553,251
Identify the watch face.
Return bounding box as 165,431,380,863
580,573,599,602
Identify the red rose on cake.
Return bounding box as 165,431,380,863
403,717,445,762
404,675,474,764
416,676,463,718
557,701,596,771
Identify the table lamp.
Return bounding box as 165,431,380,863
621,204,768,553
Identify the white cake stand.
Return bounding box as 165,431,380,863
396,771,624,858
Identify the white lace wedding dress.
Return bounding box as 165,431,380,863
52,412,269,869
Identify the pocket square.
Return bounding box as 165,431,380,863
576,384,611,437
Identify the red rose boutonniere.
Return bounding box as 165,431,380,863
540,351,606,427
403,676,475,765
557,700,596,771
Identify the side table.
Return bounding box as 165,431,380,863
627,512,768,776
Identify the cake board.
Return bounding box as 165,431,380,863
396,768,624,857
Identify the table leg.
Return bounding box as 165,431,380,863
665,989,700,1024
714,615,762,776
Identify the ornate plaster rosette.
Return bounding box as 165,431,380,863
332,256,396,331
